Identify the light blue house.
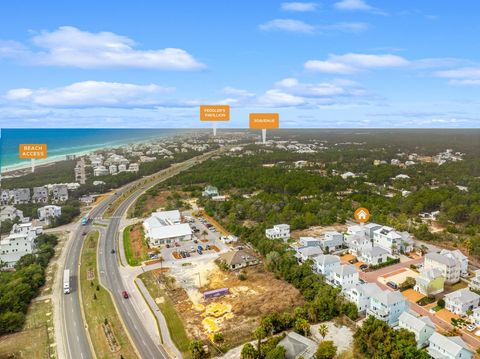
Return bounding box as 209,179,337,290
398,311,435,348
320,231,344,252
367,289,409,326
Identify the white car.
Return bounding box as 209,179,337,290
467,324,476,332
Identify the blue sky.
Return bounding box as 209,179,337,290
0,0,480,128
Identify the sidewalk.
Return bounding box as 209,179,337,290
135,277,182,359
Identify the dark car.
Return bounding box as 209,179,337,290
386,281,398,290
348,258,358,264
82,231,87,236
205,244,211,250
193,239,198,243
166,244,170,248
111,249,116,254
359,264,368,271
122,291,129,299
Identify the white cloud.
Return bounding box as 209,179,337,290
334,0,386,15
0,26,205,70
319,22,369,33
259,19,315,33
4,81,190,108
305,53,409,74
281,2,319,12
434,67,480,86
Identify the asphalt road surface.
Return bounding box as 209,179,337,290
61,150,221,359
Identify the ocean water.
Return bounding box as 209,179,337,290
0,128,178,170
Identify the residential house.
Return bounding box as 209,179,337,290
344,282,381,312
93,166,109,176
218,249,259,271
0,223,43,269
202,185,219,197
367,289,409,326
128,163,139,172
13,188,30,204
298,237,321,247
414,268,445,296
328,264,359,291
469,269,480,291
0,206,23,222
109,164,117,175
424,252,461,284
143,210,192,246
373,226,414,254
277,332,317,359
32,186,49,203
50,185,69,202
444,288,480,316
344,232,372,257
398,311,435,348
295,246,323,263
265,224,290,241
320,231,344,252
220,235,238,244
313,254,341,276
440,249,469,277
37,205,62,224
1,190,11,205
427,332,474,359
359,246,389,265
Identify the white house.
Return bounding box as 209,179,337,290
440,249,469,277
320,231,344,252
373,226,414,254
37,205,62,224
313,254,341,277
424,252,460,284
298,237,320,248
266,224,290,241
444,288,480,316
341,171,356,180
469,269,480,291
328,264,359,291
367,289,409,326
359,246,389,265
295,247,323,263
344,282,381,312
202,185,219,197
398,311,435,348
143,210,192,246
0,223,43,268
0,206,23,222
427,332,474,359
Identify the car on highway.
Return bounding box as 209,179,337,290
122,291,129,299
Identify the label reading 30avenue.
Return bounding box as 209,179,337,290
249,113,279,129
19,144,48,159
200,105,230,121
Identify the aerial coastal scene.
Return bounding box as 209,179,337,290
1,1,480,359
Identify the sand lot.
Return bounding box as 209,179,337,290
378,267,418,286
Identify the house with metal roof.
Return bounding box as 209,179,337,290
444,288,480,316
398,311,435,348
344,282,381,313
367,289,409,326
313,254,341,277
359,246,389,265
328,264,359,291
427,332,474,359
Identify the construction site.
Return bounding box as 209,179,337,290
162,259,303,347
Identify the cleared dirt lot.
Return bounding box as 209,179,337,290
163,263,303,347
291,224,347,239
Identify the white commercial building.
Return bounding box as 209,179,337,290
143,210,192,246
265,224,290,241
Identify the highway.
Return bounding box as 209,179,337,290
60,149,221,359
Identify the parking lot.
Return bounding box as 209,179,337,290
159,212,229,261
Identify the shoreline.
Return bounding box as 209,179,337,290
1,131,184,176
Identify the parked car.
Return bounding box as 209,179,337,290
348,258,358,264
193,239,198,243
122,291,129,299
359,264,368,271
197,245,203,251
111,249,115,254
165,244,170,248
386,281,398,290
205,244,211,250
190,246,195,252
175,242,180,247
467,324,476,332
197,249,203,255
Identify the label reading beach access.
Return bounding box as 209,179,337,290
200,105,230,121
249,113,279,129
19,144,48,159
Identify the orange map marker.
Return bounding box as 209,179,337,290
354,207,370,223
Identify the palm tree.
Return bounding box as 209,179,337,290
254,326,267,357
318,323,329,339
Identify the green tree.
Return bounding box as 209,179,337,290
294,318,310,337
315,341,337,359
266,345,286,359
240,343,257,359
318,323,328,339
189,340,206,359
